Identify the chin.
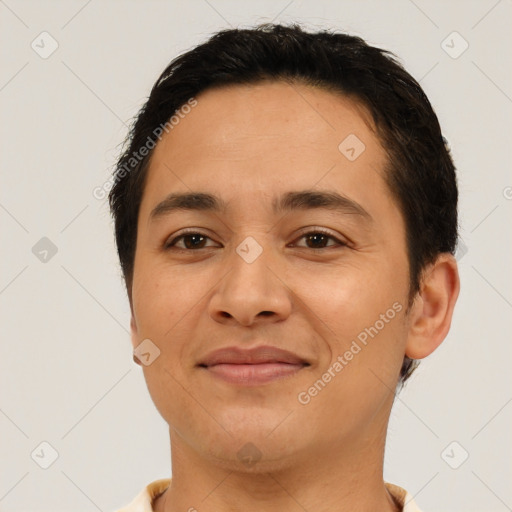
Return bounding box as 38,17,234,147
204,437,306,475
192,411,309,470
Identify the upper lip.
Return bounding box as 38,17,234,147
198,345,309,367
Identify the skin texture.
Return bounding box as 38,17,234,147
129,81,460,512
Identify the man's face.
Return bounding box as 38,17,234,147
130,81,413,469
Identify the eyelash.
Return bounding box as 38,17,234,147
163,228,347,251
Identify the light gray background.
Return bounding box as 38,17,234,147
1,0,511,511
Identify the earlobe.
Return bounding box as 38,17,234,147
405,254,460,359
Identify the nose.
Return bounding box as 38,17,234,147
207,240,293,327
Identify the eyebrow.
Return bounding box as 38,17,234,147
149,190,372,223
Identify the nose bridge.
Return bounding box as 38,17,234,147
232,234,272,290
208,233,291,325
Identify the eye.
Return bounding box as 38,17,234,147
164,231,218,250
291,229,347,250
164,228,347,251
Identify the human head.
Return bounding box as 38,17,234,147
109,23,458,387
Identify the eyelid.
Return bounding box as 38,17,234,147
163,228,219,249
164,226,349,250
290,226,348,248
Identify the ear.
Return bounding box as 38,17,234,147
130,302,142,366
405,254,460,359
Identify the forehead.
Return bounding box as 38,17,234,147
151,80,377,163
139,80,395,222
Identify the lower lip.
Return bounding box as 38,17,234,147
202,362,306,385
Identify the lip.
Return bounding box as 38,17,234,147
198,345,310,386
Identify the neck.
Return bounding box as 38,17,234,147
155,421,400,512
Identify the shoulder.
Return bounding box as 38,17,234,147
385,482,424,512
114,479,171,512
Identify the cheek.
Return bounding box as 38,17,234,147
131,260,213,420
132,257,207,342
295,307,407,441
296,258,404,339
294,258,408,396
